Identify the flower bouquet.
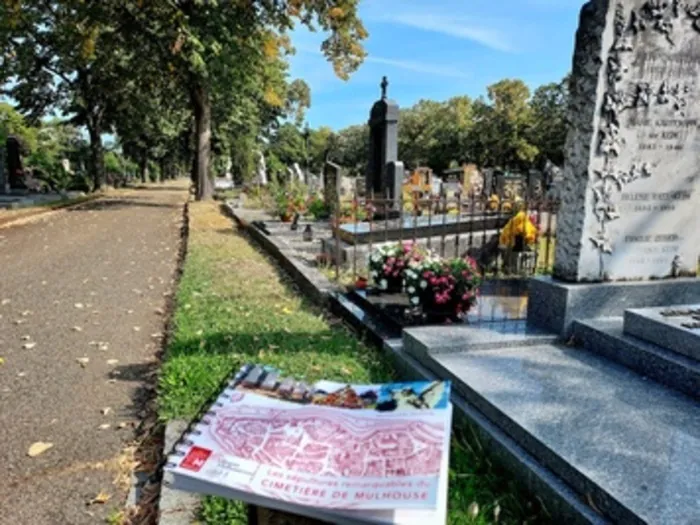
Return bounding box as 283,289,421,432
499,210,539,251
404,255,482,320
368,242,424,293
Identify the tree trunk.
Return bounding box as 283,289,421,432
191,83,213,200
87,122,104,192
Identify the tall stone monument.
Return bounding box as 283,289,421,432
529,0,700,337
366,77,399,201
554,0,700,282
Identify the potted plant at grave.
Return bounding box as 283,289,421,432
368,242,424,293
275,192,295,222
307,195,330,220
499,205,539,273
339,198,374,224
405,255,482,321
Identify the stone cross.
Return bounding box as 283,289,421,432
554,0,700,281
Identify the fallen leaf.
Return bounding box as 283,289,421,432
0,357,4,365
133,326,141,332
154,308,164,315
126,309,134,314
106,359,119,366
101,407,111,416
151,332,163,339
76,357,90,367
1,299,10,305
27,442,53,457
17,372,26,377
88,491,110,505
72,326,83,332
116,422,129,429
22,342,36,350
20,335,31,341
41,281,47,286
21,310,32,317
13,319,25,325
74,303,84,309
282,307,292,315
98,424,110,430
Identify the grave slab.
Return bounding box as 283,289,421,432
624,305,700,362
527,275,700,338
404,321,557,357
413,342,700,524
573,317,700,401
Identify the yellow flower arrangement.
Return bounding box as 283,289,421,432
499,211,539,248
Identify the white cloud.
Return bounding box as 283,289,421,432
383,12,514,52
294,44,469,79
363,56,470,79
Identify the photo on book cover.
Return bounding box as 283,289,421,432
236,365,450,412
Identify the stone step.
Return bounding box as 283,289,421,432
573,318,700,402
404,320,557,356
623,306,700,362
406,341,700,524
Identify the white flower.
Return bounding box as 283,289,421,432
405,270,416,280
371,270,378,278
410,296,420,305
371,255,380,263
407,286,416,294
420,280,428,289
379,279,388,290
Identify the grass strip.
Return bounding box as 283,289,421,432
159,202,548,525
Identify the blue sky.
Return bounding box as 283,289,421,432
289,0,585,130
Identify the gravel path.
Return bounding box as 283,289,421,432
0,181,188,524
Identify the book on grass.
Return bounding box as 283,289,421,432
165,364,453,525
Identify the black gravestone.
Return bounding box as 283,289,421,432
366,77,399,197
6,136,25,189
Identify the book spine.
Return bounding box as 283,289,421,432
165,363,252,470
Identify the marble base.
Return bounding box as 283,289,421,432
409,340,700,525
573,317,700,402
527,276,700,338
624,306,700,362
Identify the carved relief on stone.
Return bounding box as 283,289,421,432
636,0,681,46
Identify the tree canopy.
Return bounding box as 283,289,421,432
0,0,367,199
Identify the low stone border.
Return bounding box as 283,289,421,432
0,194,99,229
225,202,342,307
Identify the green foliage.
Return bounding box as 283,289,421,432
307,195,330,220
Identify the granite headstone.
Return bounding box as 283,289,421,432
366,77,399,197
555,0,700,281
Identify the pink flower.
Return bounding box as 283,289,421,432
423,271,432,279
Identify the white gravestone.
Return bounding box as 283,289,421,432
555,0,700,281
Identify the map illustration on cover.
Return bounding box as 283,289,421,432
166,365,452,515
